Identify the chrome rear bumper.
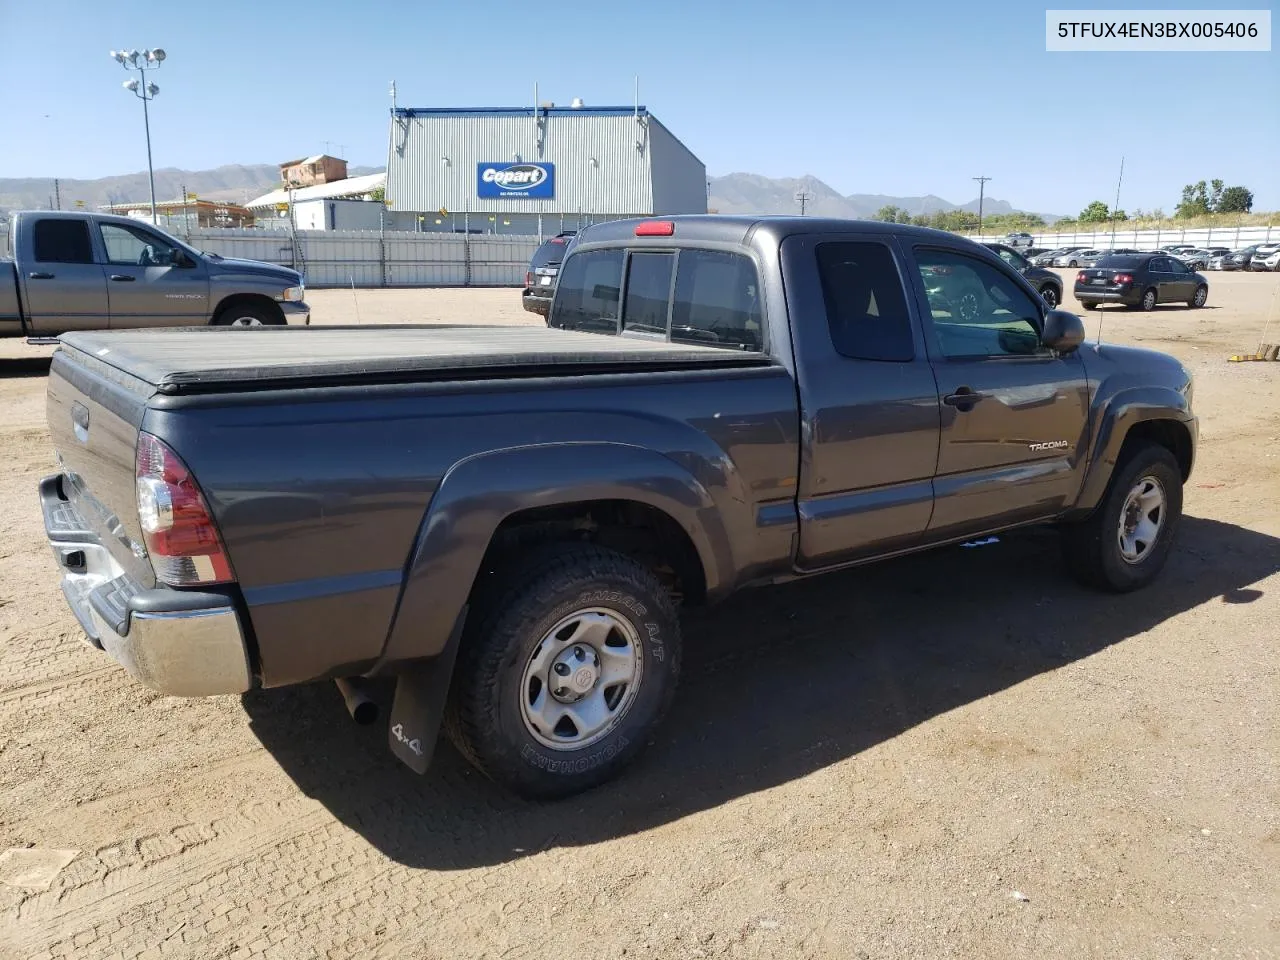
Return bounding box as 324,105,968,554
40,474,252,696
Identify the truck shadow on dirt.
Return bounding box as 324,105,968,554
0,357,54,378
241,514,1280,870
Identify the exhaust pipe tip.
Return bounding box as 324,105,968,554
334,677,379,726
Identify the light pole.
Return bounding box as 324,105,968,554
111,48,166,224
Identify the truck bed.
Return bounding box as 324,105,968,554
58,324,769,394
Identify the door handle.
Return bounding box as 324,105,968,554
109,274,136,282
944,388,987,409
28,271,54,280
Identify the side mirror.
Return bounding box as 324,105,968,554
1042,309,1086,354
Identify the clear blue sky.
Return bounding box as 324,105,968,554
2,0,1276,214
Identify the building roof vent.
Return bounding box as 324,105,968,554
570,97,585,108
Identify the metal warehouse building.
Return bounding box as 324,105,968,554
385,104,706,236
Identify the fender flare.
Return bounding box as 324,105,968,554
373,442,732,673
1073,385,1194,513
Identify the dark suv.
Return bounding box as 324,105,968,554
981,243,1064,309
521,232,577,316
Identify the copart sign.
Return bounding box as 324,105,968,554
477,162,555,199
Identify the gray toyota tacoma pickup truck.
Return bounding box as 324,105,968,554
2,210,308,337
38,216,1196,798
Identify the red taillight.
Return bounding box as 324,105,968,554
135,432,234,586
1113,273,1133,284
525,271,534,287
634,220,675,236
1076,271,1088,283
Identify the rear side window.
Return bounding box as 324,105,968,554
549,249,624,334
33,219,94,264
670,250,762,351
816,242,915,362
530,235,572,269
622,252,674,335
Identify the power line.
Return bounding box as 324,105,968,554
972,176,991,236
794,191,811,216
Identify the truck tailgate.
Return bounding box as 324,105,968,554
46,349,158,591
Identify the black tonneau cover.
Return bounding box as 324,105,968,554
58,324,769,394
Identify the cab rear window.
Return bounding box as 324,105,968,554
549,247,763,351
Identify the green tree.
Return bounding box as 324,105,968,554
873,204,910,223
1208,179,1224,211
1216,186,1254,213
1078,200,1112,223
369,186,385,203
1176,181,1210,218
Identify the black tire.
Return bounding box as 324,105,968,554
1039,284,1060,309
445,544,681,799
1068,259,1079,268
1080,301,1098,310
1188,285,1208,308
1140,287,1158,312
211,303,282,327
1061,442,1183,592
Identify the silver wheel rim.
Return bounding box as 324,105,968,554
1118,475,1165,564
1144,291,1155,310
229,316,263,327
519,608,643,751
1042,288,1058,308
1194,287,1207,306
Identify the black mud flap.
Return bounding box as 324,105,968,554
387,606,467,774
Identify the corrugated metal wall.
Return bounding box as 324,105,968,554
387,111,660,216
649,118,708,216
182,228,539,287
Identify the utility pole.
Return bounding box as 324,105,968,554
53,179,61,210
794,191,811,216
972,176,991,236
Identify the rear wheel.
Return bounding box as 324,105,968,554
211,303,281,327
1080,301,1098,310
1140,288,1158,311
1189,285,1208,308
1068,259,1079,268
445,545,681,799
1061,442,1183,592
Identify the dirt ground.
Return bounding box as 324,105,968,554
1,273,1278,960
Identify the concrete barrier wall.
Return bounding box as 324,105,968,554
0,222,538,288
186,228,540,288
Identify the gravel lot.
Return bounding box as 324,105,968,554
1,273,1277,959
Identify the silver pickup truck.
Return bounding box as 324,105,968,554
1,211,309,337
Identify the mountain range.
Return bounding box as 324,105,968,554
0,163,383,213
708,173,1056,221
0,165,1055,222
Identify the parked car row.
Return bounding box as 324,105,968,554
1025,242,1280,272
